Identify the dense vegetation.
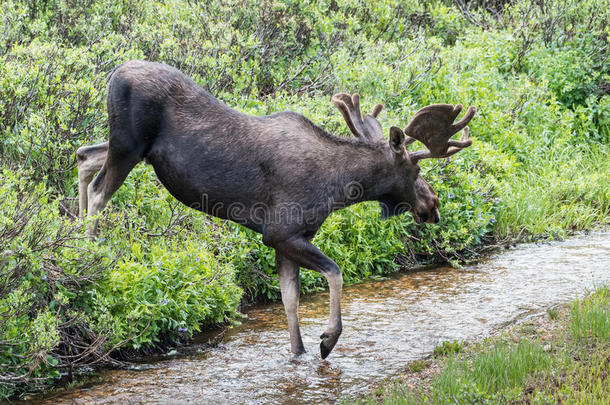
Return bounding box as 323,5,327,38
355,285,610,403
1,0,608,398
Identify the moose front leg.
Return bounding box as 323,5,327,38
276,252,305,355
269,235,343,359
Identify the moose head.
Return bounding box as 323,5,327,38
331,92,476,224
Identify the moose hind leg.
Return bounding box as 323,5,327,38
76,142,109,218
276,252,305,355
87,149,141,238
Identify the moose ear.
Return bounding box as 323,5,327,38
389,126,406,154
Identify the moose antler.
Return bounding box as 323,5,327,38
404,104,476,162
331,92,384,142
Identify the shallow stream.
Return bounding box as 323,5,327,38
29,232,610,404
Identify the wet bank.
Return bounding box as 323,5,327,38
26,232,610,404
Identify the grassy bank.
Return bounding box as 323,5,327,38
352,285,610,404
1,0,609,398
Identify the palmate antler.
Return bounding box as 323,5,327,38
331,92,476,161
403,103,476,162
331,92,385,142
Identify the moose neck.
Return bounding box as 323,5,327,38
332,142,396,208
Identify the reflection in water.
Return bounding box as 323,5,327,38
27,233,610,404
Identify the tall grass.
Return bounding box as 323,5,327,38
496,145,610,238
431,340,553,403
570,286,610,341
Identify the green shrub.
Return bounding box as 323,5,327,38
0,169,242,398
0,169,108,397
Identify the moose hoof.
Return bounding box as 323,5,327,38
319,330,341,359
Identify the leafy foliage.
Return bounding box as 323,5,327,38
0,169,242,398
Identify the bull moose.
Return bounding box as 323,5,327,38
77,60,475,359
